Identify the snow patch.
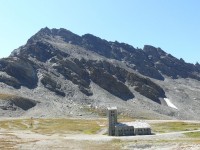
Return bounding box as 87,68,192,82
164,98,178,109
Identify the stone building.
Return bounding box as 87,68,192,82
108,107,118,136
107,107,151,136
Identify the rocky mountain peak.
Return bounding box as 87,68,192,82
10,27,200,82
27,27,81,45
1,27,200,120
39,27,52,34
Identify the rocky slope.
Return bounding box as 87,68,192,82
0,27,200,120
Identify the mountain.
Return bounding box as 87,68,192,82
0,27,200,119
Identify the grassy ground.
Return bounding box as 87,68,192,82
33,118,104,134
1,119,200,135
0,118,105,135
1,119,200,149
184,132,200,138
150,121,200,133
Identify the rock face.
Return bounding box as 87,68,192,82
1,27,200,119
0,57,38,88
40,74,66,97
143,45,200,80
90,67,134,101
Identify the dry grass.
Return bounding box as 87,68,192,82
0,118,104,135
32,118,102,134
0,93,17,100
0,119,29,130
150,121,200,133
184,132,200,138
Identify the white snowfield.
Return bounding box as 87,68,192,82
164,98,178,109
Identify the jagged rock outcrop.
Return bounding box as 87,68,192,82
143,45,200,80
0,57,38,88
41,74,66,97
90,67,134,100
84,60,165,103
53,58,92,96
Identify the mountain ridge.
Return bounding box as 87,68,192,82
1,27,200,120
25,27,200,80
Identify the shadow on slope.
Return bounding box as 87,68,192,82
0,94,38,110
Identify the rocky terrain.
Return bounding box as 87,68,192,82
0,27,200,120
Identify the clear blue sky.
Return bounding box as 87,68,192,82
0,0,200,64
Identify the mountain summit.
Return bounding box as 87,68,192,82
0,27,200,119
